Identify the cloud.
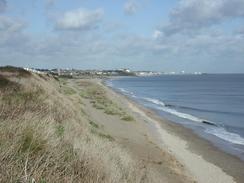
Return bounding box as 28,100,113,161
46,0,57,6
0,0,243,72
0,16,27,49
162,0,244,35
0,16,26,33
124,1,138,15
55,8,104,31
0,0,6,13
153,30,163,39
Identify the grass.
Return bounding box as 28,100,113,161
79,90,87,98
121,115,134,122
0,65,31,77
62,86,76,95
78,82,133,121
98,133,114,141
91,129,114,141
20,127,46,154
104,107,121,115
0,75,13,88
89,120,99,129
0,68,151,182
59,78,68,85
56,125,65,137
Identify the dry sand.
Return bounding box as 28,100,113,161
73,79,244,183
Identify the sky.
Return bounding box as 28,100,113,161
0,0,244,73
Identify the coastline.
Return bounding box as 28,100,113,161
100,78,244,183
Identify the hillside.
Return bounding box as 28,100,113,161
0,66,146,183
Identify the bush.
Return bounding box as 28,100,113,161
121,115,134,121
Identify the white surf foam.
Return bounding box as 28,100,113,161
118,88,134,95
106,82,113,87
143,97,203,123
144,97,166,107
143,97,244,145
205,127,244,145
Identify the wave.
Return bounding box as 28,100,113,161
145,98,243,116
117,88,137,98
144,97,166,107
118,88,133,94
205,127,244,145
106,81,113,87
143,97,217,126
170,105,244,116
143,97,244,145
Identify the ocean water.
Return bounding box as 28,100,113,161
106,74,244,160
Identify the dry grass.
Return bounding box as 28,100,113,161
0,67,153,183
0,66,31,78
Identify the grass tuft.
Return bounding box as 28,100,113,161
89,120,99,129
56,125,65,137
20,128,46,154
91,129,114,141
121,115,134,121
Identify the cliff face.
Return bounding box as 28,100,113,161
0,66,139,183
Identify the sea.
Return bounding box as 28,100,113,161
106,74,244,160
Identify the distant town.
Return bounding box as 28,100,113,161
23,67,203,78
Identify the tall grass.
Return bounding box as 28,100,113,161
0,67,152,182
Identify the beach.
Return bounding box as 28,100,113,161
83,78,244,183
1,68,243,182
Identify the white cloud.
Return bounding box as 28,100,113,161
55,8,104,31
124,1,138,15
162,0,244,35
153,30,163,39
0,0,244,72
0,16,26,33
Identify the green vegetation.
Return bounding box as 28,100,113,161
56,125,65,137
89,120,99,129
62,86,76,95
78,81,134,121
104,107,121,115
20,128,46,154
59,78,68,85
121,115,134,122
91,129,114,141
0,75,13,88
79,90,87,98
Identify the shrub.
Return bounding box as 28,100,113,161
89,120,99,129
121,115,134,121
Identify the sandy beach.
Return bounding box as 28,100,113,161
79,78,244,183
1,68,243,182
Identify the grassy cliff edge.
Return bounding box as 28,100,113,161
0,67,148,183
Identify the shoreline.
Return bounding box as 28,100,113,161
101,78,244,183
